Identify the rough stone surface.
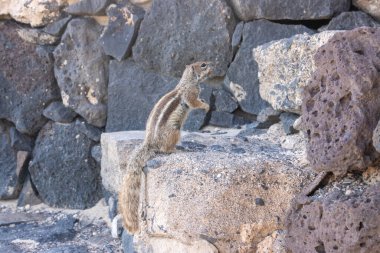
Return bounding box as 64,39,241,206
209,111,235,128
374,120,380,153
232,21,244,54
257,107,281,128
0,204,122,252
53,18,109,128
17,174,42,207
106,59,177,131
319,11,380,31
280,112,299,135
301,27,380,175
353,0,380,20
122,230,134,253
16,28,59,45
224,20,314,115
9,127,34,153
99,1,144,61
0,215,77,244
213,89,238,113
43,101,77,123
101,131,145,195
182,85,213,131
0,121,29,200
229,0,350,21
42,246,89,253
91,145,102,164
74,119,102,142
65,0,110,15
43,15,72,36
0,0,68,27
256,230,286,253
286,173,380,253
29,121,102,209
132,0,236,77
102,129,315,252
135,238,218,253
0,21,60,135
253,31,338,113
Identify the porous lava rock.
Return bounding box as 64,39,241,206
53,18,109,127
0,21,60,135
29,121,102,209
301,27,380,175
286,176,380,253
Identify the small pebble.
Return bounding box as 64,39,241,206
345,189,352,196
255,198,265,206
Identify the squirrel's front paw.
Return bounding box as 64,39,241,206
203,103,210,112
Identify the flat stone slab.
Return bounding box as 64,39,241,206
101,128,315,252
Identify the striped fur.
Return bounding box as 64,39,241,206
119,62,214,234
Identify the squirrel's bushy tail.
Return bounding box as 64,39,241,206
119,144,155,234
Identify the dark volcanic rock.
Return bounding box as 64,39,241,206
257,107,281,128
0,215,77,243
286,181,380,253
17,174,42,207
320,11,380,31
132,0,236,77
0,121,29,200
53,18,109,128
106,59,177,131
301,27,380,175
75,119,102,142
229,0,350,21
183,85,213,131
0,21,60,135
280,112,299,135
91,145,102,164
213,89,238,113
209,111,234,128
29,121,102,209
374,120,380,153
231,21,244,55
42,245,89,253
99,1,144,60
43,15,72,36
65,0,110,15
224,20,314,115
43,101,77,123
9,127,33,152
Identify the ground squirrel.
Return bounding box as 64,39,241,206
119,61,214,234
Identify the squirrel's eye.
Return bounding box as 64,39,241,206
200,63,207,68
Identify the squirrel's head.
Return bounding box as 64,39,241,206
187,61,214,82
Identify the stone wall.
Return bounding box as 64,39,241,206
1,0,380,252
